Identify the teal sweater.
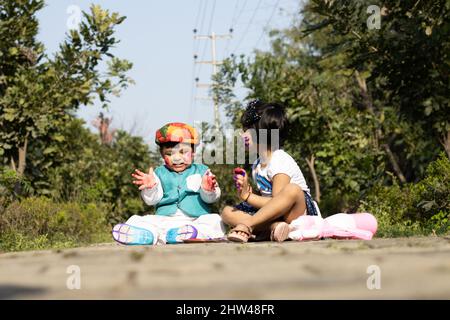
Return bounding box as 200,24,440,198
153,163,212,217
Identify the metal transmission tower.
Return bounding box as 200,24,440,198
194,31,232,130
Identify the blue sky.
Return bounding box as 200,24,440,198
36,0,299,148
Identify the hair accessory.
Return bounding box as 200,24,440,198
242,99,262,127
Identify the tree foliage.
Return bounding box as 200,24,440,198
0,0,133,177
303,0,450,160
0,1,155,226
215,0,450,215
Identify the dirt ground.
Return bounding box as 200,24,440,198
1,237,450,299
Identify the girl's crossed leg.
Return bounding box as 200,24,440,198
221,183,307,242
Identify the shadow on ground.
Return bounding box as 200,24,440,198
0,285,46,299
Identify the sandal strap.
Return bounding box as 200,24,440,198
230,223,252,236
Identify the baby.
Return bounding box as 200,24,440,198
112,122,226,245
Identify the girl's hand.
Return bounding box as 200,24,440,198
132,167,157,190
234,168,252,201
201,170,218,192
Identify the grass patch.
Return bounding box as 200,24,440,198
0,197,112,252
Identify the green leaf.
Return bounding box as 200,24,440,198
43,147,57,155
3,113,15,121
8,47,18,55
52,134,65,142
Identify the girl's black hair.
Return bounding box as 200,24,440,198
240,99,289,147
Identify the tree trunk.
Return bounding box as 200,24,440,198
355,70,374,111
10,157,17,172
382,143,407,183
355,70,380,147
13,136,28,196
440,130,450,160
355,71,408,183
305,155,321,203
18,135,28,175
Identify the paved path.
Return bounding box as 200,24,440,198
1,237,450,299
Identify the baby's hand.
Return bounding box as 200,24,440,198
132,167,157,190
201,170,217,192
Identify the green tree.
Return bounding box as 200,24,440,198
0,1,132,183
303,0,450,163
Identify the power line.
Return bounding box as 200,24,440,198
221,0,240,58
191,0,298,125
232,0,264,55
229,0,241,28
190,0,208,124
192,0,225,127
194,0,204,32
197,0,217,79
254,0,281,49
194,0,209,73
194,32,232,129
223,0,248,58
206,0,217,35
231,0,248,30
189,46,198,124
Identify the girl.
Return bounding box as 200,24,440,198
221,100,320,242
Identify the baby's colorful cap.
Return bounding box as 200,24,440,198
155,122,199,146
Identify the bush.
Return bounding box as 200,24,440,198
359,153,450,237
5,118,160,225
0,167,33,202
0,197,111,252
53,127,159,224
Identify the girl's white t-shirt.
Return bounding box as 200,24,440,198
252,149,310,197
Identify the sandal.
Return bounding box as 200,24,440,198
112,223,155,245
227,224,253,243
166,224,198,244
270,222,291,242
